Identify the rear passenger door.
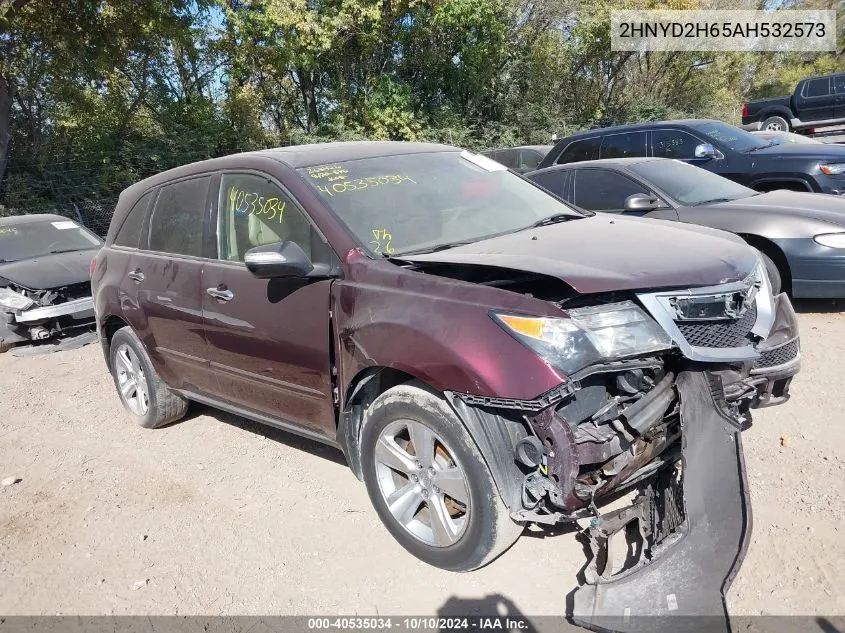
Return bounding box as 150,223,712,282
834,74,845,119
200,171,338,440
133,175,217,393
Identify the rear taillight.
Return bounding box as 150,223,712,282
741,103,749,118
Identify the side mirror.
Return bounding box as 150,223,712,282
244,241,314,279
694,143,718,159
624,193,661,211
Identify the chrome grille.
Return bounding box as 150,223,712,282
675,304,758,349
753,339,799,369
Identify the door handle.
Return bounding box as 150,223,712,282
206,286,234,302
127,269,145,283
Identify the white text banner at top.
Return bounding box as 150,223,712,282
611,10,837,52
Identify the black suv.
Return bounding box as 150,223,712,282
537,119,845,195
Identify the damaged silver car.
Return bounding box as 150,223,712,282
0,214,101,352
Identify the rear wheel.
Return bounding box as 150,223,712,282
762,115,789,132
360,383,522,571
109,326,188,429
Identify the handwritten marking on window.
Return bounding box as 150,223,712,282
227,186,286,223
307,164,351,182
314,174,417,197
0,227,19,235
370,228,394,254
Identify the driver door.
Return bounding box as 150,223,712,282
201,171,338,440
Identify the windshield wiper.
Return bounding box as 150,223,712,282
530,213,582,228
691,197,737,206
47,248,81,254
390,240,476,257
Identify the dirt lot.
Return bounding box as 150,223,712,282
0,301,843,619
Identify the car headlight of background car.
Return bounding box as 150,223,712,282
819,163,845,176
814,233,845,248
0,287,35,311
492,300,673,375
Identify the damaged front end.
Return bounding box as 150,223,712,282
0,281,95,351
448,263,799,633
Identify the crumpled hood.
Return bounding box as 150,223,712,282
718,190,845,227
0,249,98,290
404,215,758,294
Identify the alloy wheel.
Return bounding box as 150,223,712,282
374,419,470,547
115,343,150,416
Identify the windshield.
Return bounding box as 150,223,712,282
297,150,585,256
0,219,102,262
629,160,756,206
693,121,770,153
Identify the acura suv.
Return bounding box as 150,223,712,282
91,142,800,630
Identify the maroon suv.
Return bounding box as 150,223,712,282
92,142,800,628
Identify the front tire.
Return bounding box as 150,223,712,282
762,115,789,132
109,326,188,429
360,383,522,571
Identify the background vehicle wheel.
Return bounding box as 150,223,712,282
109,326,188,429
360,382,523,572
762,115,789,132
758,250,782,294
0,340,14,354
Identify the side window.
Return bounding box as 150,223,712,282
148,177,209,257
834,75,845,94
495,149,519,169
218,173,322,263
528,171,568,199
572,169,649,212
556,138,601,164
518,149,544,171
114,191,152,248
804,77,830,98
600,132,647,159
651,130,701,159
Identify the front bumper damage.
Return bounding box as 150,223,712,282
0,282,95,350
569,371,751,633
448,289,799,633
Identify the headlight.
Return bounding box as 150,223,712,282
814,233,845,248
492,300,673,375
820,163,845,176
0,287,34,311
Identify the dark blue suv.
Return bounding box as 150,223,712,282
537,119,845,195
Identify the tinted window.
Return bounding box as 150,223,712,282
629,160,755,206
218,173,325,263
652,130,701,159
518,149,544,170
555,138,601,164
114,191,152,248
804,77,830,98
148,176,209,257
600,132,647,159
528,170,568,199
834,75,845,93
573,169,649,212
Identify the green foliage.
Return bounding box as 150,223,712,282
0,0,842,219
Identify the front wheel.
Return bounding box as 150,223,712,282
360,383,522,571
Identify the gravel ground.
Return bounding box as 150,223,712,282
0,301,843,619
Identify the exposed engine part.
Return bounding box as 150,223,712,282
619,373,675,435
29,326,51,340
514,436,544,469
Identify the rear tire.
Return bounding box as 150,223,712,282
762,115,789,132
360,383,522,571
109,326,188,429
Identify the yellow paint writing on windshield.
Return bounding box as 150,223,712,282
0,227,18,235
314,174,417,197
370,228,394,255
307,163,350,182
227,185,286,223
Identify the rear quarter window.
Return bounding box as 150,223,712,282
113,191,153,248
803,77,830,98
148,176,210,257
